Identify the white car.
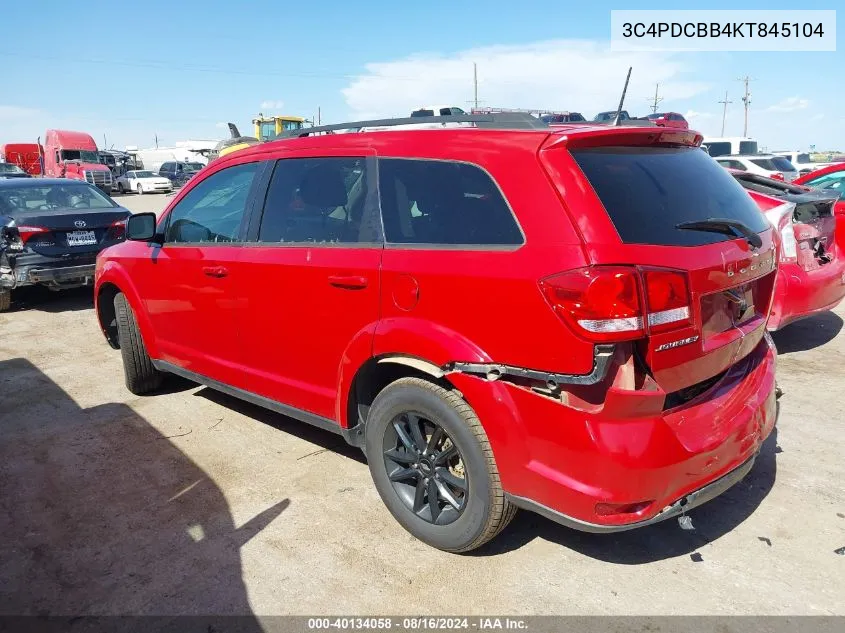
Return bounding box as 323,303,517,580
772,151,841,176
714,154,799,182
115,170,173,195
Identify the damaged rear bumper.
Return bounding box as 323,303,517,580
1,260,97,290
768,260,845,331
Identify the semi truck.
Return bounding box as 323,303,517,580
43,130,113,193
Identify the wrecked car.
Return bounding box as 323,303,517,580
730,170,845,330
0,178,130,311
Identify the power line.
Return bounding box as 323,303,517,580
718,91,732,136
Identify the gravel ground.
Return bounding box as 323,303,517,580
1,190,843,616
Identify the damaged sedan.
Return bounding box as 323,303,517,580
0,179,130,311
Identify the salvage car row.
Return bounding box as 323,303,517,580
2,114,845,553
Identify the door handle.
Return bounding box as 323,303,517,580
328,275,368,289
202,266,229,278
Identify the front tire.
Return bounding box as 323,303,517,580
117,182,125,194
137,183,144,195
0,289,11,312
114,292,162,394
365,377,516,552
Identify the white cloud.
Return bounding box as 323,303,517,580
765,97,809,113
342,40,709,119
684,110,713,119
215,121,228,129
810,113,824,121
259,100,285,110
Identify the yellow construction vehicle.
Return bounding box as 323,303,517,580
253,114,307,140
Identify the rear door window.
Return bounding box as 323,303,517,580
378,159,523,247
570,145,769,246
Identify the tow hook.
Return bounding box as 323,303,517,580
678,507,695,531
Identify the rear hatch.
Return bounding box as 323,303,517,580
541,131,776,395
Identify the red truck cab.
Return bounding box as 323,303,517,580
1,143,44,175
43,130,113,193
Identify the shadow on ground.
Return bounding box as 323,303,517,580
0,357,284,620
6,286,94,313
771,311,843,355
194,387,366,465
478,425,780,562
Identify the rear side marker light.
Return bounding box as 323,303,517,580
540,266,692,343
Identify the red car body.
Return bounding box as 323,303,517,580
645,112,689,129
1,143,44,175
795,163,845,254
732,170,845,330
95,121,777,536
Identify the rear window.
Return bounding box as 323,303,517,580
571,146,770,247
378,159,523,246
411,109,435,118
797,153,812,164
738,141,758,155
750,157,796,172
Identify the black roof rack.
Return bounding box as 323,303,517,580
276,112,548,139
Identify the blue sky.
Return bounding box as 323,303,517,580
0,1,841,151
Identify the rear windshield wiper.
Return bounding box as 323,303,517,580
675,218,763,249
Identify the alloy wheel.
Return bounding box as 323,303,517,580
382,411,468,525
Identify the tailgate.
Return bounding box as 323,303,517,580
552,142,777,394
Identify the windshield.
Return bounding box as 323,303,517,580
738,141,758,155
60,149,100,163
0,183,117,213
132,171,155,178
570,145,769,247
0,163,26,174
704,142,731,157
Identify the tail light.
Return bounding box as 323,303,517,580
770,172,785,181
106,219,126,241
764,202,797,262
540,266,692,343
15,226,49,244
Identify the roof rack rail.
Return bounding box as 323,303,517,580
276,112,548,139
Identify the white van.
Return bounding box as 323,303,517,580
702,137,758,157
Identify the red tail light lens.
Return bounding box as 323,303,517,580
16,226,48,243
540,267,644,342
643,270,692,333
770,173,785,181
541,266,692,342
106,219,126,241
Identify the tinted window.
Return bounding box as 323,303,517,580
705,142,731,157
738,141,758,155
570,146,770,247
0,183,116,213
258,157,378,244
411,109,435,118
378,159,522,246
797,153,811,164
750,157,796,172
569,112,586,122
164,162,258,243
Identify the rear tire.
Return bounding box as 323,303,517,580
114,292,162,394
365,377,516,552
0,290,11,312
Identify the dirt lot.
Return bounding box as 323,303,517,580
1,190,843,616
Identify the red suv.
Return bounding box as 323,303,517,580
95,114,778,552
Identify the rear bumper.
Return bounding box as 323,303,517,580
767,259,845,331
1,254,97,289
449,334,778,532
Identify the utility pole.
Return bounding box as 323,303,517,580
647,83,663,113
318,106,321,126
154,133,158,149
738,76,753,136
473,62,479,110
718,91,732,136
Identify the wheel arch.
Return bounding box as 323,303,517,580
95,263,159,357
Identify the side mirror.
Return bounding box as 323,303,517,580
127,212,158,242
